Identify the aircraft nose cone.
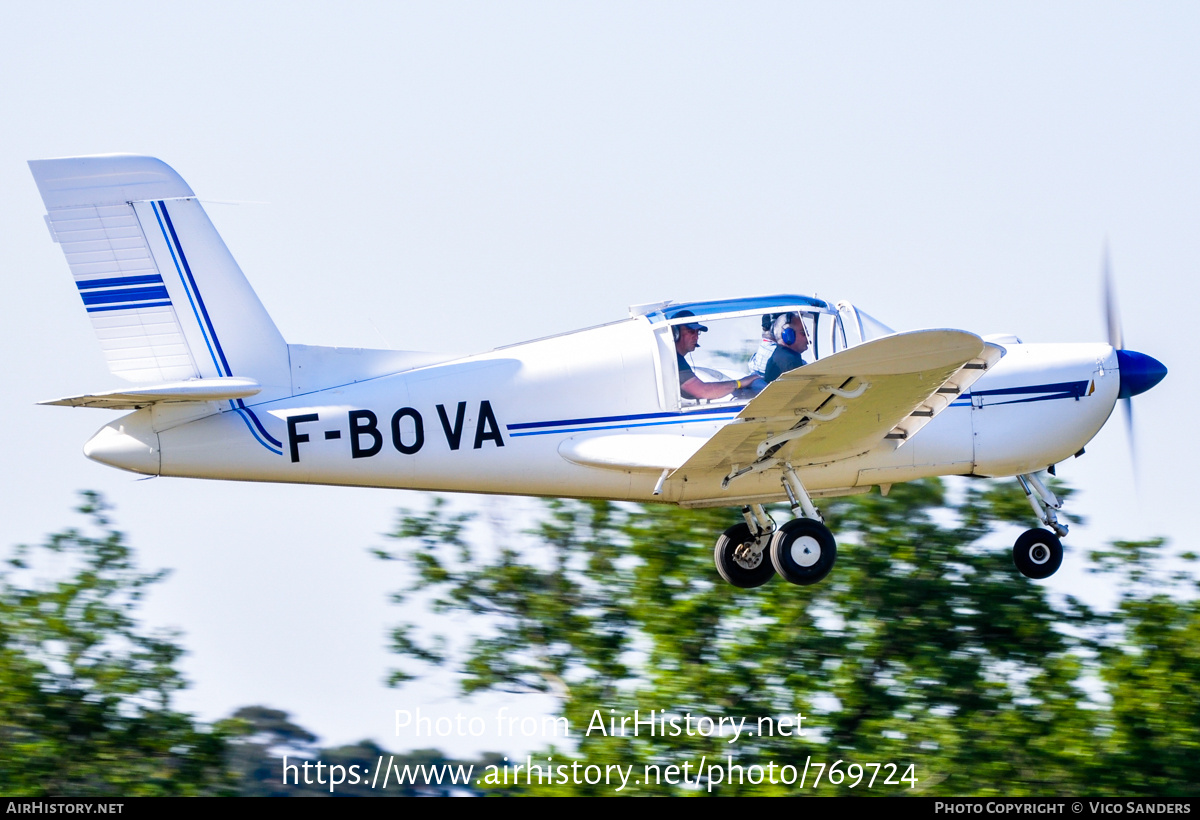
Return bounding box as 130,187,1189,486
1116,349,1167,399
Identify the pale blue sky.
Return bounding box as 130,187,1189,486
2,2,1196,754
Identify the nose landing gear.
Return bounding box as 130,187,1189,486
1017,471,1068,538
1012,528,1063,580
1012,471,1067,580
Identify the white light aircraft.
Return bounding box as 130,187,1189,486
29,155,1167,587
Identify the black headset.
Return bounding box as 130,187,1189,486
670,310,705,342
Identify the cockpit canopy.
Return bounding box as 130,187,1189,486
634,294,895,408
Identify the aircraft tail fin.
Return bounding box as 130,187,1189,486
29,155,291,402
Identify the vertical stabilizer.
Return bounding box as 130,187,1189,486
29,155,291,404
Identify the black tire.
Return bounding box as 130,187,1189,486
770,518,837,586
714,523,775,588
1012,528,1063,579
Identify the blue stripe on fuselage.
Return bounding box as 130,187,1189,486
508,407,740,437
507,405,738,433
511,380,1092,437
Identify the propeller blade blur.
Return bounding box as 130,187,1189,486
1103,244,1124,351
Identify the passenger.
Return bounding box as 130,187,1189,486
763,313,810,384
672,310,764,400
748,313,779,378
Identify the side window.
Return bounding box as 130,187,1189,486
665,315,765,409
657,307,841,405
813,311,847,359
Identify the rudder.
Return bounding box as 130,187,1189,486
30,155,291,403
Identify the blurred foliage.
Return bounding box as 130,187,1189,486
379,479,1198,795
9,487,1193,796
0,495,494,797
224,705,490,796
0,492,233,795
1089,540,1200,795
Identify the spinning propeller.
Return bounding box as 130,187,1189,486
1102,245,1167,475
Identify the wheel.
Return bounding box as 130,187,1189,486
1012,528,1063,579
714,523,776,588
770,518,837,586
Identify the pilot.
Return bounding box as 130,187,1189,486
672,310,763,400
763,313,810,384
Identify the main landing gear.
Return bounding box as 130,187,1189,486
714,518,775,588
1011,471,1067,580
712,464,839,588
770,518,837,585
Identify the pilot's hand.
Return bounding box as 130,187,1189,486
733,376,765,400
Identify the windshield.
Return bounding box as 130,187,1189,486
836,301,895,347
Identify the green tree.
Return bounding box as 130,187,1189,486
1088,540,1200,795
0,492,232,795
224,705,495,796
379,480,1189,795
223,706,318,796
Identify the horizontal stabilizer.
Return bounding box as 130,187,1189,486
40,377,261,409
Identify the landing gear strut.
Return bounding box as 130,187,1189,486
769,463,838,585
1012,471,1066,579
1017,471,1068,537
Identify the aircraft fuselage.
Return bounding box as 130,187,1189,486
84,315,1119,507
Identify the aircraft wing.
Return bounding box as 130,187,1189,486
665,329,998,489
